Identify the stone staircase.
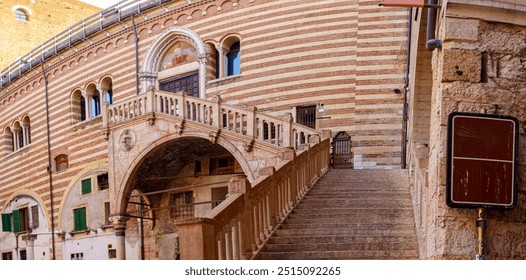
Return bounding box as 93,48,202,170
257,168,419,260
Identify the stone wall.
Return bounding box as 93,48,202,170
0,0,99,69
409,1,526,259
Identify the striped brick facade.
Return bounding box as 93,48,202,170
0,0,407,259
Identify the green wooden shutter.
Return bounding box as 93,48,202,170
74,209,80,231
74,207,87,231
12,210,21,233
81,178,92,194
1,213,11,232
79,207,87,231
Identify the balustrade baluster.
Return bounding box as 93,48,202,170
252,205,261,246
265,193,271,237
231,220,240,260
225,228,233,260
217,232,226,260
258,200,265,242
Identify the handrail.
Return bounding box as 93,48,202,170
103,89,322,150
175,137,332,259
0,0,181,91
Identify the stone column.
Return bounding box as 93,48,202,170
110,215,129,260
22,234,37,260
198,54,208,99
12,126,21,150
82,91,92,120
139,72,158,94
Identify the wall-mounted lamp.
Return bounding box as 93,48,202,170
317,104,331,120
318,104,325,114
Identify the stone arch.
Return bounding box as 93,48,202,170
176,14,188,25
115,132,254,214
205,5,220,16
191,9,203,20
115,38,125,47
55,162,107,230
151,23,162,34
141,26,207,98
95,47,105,56
1,190,50,231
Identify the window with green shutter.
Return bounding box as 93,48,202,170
73,207,87,231
81,178,92,195
1,213,11,232
12,209,21,233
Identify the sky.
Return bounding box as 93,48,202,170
79,0,122,9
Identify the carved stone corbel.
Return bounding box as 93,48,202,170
208,129,220,144
148,112,156,126
212,95,222,104
174,119,185,135
243,139,254,152
102,129,110,141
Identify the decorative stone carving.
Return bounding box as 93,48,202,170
243,139,254,152
212,94,222,104
148,112,156,126
109,215,129,231
119,129,136,151
174,119,185,135
208,129,220,144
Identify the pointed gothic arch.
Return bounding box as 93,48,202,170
141,27,207,99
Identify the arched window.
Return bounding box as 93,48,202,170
12,121,23,150
15,9,28,21
91,91,101,117
226,42,240,76
55,154,69,172
80,95,86,121
21,116,31,146
71,90,86,122
105,87,113,105
4,127,14,153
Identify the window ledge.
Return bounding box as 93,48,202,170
207,74,243,87
15,230,32,236
69,229,90,236
100,224,114,230
5,143,32,157
73,116,103,130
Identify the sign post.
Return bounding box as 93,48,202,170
447,112,519,259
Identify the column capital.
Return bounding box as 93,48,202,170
21,234,38,244
109,214,129,231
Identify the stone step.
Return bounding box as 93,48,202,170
295,201,413,208
257,250,418,260
273,228,417,237
288,210,413,218
266,235,417,245
258,168,418,260
261,241,417,252
280,221,414,229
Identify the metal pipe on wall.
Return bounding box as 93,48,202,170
41,64,56,260
426,0,442,51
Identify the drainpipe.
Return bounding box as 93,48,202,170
131,14,140,95
401,8,413,169
426,0,442,51
41,63,56,260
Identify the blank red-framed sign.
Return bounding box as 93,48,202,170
446,112,519,209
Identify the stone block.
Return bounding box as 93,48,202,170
445,18,480,42
441,49,482,83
